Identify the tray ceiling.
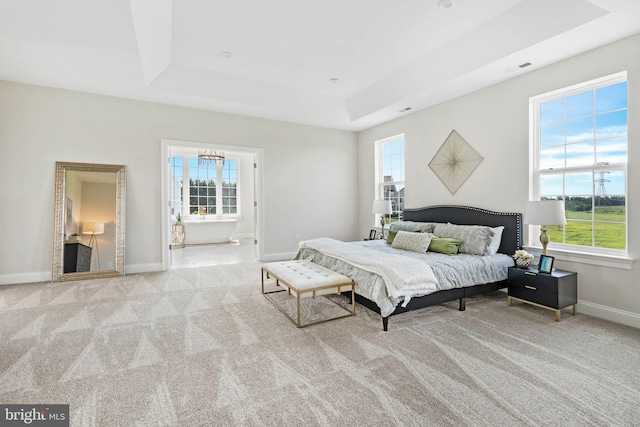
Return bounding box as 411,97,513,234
1,0,639,131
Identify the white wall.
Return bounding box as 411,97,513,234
0,82,359,284
358,34,640,327
232,151,255,238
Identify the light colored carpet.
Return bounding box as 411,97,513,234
1,261,639,426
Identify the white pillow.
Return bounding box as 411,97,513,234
391,231,433,253
485,226,505,255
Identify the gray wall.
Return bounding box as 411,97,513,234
358,33,640,327
0,82,359,283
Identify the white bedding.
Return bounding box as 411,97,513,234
295,238,513,317
297,237,438,303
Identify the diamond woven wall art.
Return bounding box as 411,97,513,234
428,130,483,195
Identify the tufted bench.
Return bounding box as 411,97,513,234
261,260,355,328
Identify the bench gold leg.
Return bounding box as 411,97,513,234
351,286,355,315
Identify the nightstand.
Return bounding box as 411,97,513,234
507,266,577,321
64,242,92,273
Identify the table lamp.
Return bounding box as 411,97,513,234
372,199,392,240
83,222,104,269
524,201,566,255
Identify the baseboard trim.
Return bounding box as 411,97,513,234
260,252,296,262
578,300,640,329
0,271,50,286
125,263,163,275
233,232,254,239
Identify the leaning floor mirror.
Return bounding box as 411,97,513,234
52,161,126,282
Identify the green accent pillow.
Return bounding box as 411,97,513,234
428,236,463,255
386,228,398,244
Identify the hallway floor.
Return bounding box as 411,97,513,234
170,237,255,268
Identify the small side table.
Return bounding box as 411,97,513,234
507,267,577,321
171,224,185,249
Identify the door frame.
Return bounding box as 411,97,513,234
160,139,264,270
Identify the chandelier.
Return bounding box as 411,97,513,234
198,150,225,166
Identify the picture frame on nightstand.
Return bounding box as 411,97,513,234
538,255,555,274
368,229,377,240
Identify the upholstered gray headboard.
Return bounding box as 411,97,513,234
402,205,522,256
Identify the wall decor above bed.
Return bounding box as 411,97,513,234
428,130,483,195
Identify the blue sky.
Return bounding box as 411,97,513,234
538,81,627,196
383,137,405,183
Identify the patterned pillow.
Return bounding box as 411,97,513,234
433,223,495,256
389,221,436,233
391,231,433,253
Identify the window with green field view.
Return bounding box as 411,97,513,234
376,135,405,224
169,156,238,218
531,72,627,252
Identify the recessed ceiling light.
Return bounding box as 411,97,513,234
329,78,340,84
438,0,455,9
221,51,234,59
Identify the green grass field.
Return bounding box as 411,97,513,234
547,207,626,250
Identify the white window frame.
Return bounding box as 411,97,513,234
374,134,405,226
171,155,241,219
529,71,631,268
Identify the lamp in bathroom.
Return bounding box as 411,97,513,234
372,199,392,240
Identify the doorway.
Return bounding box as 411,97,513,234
160,139,263,270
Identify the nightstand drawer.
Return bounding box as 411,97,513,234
508,268,559,293
508,283,564,309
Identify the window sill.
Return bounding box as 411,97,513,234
523,246,634,270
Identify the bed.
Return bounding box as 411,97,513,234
295,205,522,330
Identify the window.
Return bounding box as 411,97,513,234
189,158,217,215
375,135,405,223
530,72,627,254
170,156,238,218
170,157,183,217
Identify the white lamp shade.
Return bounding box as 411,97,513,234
82,222,105,235
524,201,567,226
372,199,392,215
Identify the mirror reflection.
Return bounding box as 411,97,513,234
52,162,125,282
64,170,117,272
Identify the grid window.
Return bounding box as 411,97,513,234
221,160,238,214
376,135,405,224
170,157,183,218
189,158,217,215
170,156,240,219
531,73,627,253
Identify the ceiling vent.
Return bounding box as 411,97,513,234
504,62,533,73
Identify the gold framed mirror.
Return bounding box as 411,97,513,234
52,162,126,282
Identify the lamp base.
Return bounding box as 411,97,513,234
539,226,549,256
380,217,386,240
